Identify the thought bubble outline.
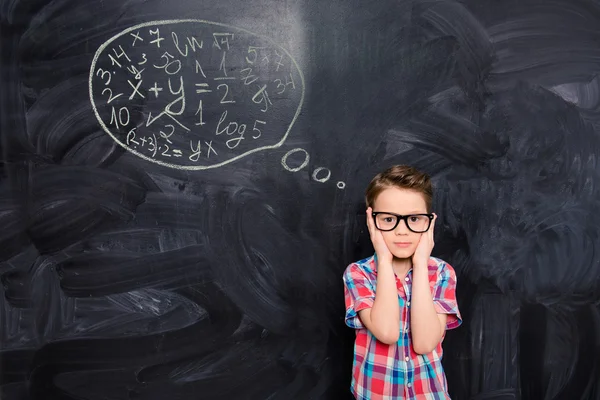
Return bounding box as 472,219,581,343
89,19,305,170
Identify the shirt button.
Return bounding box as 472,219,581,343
404,277,409,282
407,383,412,387
407,301,410,306
405,356,409,361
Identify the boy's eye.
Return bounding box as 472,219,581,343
409,216,419,222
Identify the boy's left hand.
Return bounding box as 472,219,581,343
412,213,437,268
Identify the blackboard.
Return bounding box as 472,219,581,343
2,0,600,399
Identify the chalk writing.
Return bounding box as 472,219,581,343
281,148,346,189
89,20,304,170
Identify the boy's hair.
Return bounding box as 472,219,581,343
365,165,433,212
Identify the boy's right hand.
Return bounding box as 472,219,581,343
366,207,394,265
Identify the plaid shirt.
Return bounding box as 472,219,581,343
343,255,462,399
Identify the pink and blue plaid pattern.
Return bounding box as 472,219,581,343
343,255,462,399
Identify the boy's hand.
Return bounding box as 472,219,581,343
366,207,394,265
413,213,437,268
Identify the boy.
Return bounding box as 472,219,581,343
343,165,462,399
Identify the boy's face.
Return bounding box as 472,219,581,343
372,187,430,260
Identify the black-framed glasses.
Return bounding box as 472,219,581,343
372,212,433,233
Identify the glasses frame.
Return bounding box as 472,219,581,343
371,211,434,233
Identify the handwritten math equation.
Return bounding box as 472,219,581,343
89,20,304,170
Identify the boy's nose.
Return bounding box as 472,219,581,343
395,220,410,234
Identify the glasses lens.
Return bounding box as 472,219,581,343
375,213,398,231
407,215,430,232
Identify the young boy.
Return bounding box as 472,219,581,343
343,165,462,399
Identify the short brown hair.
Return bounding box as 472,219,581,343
365,165,433,211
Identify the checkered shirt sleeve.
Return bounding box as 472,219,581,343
432,261,462,330
343,263,375,329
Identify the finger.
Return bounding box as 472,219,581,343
366,207,374,235
430,213,437,238
429,214,437,243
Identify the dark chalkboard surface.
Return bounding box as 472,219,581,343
2,0,600,399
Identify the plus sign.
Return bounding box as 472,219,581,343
149,82,163,98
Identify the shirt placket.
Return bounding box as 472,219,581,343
402,272,415,398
